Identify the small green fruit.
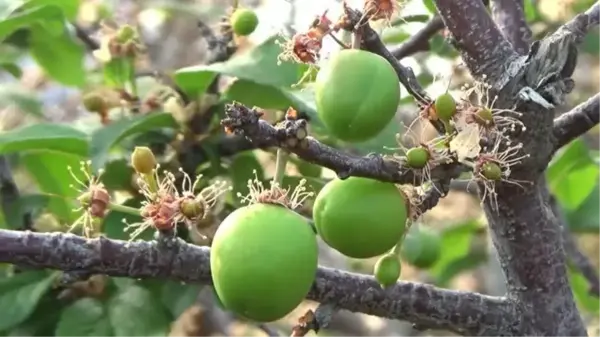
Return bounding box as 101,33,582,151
315,49,400,142
474,107,494,126
406,146,430,169
434,92,457,121
400,226,441,269
230,8,259,36
313,177,408,259
481,161,502,181
374,253,401,288
210,203,318,322
131,146,157,175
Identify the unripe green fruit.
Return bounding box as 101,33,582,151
315,49,400,142
313,177,408,259
474,107,494,126
230,8,259,36
131,146,157,175
210,203,318,322
374,253,401,288
400,226,441,269
82,93,107,113
434,92,457,121
481,161,502,181
406,146,430,169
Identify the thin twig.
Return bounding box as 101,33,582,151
390,16,445,59
72,23,100,51
552,92,600,152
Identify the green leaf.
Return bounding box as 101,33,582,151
25,0,80,20
29,23,86,87
547,139,599,211
429,220,484,286
0,84,43,117
428,34,459,58
0,271,56,331
291,155,322,178
174,35,306,97
523,0,539,22
6,293,64,336
56,280,170,337
0,63,22,78
2,193,60,230
381,28,410,44
0,123,88,156
0,5,63,41
102,198,150,241
422,0,437,14
565,182,600,233
89,113,178,171
108,284,171,336
223,79,292,111
55,298,113,336
21,151,85,223
160,281,203,318
352,117,403,156
101,158,135,191
582,30,600,55
228,151,264,207
568,266,599,314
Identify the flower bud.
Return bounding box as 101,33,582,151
131,146,157,175
82,93,107,113
116,25,136,43
180,198,205,220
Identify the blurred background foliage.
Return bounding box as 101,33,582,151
0,0,597,336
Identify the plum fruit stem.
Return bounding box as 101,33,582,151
273,148,289,187
351,31,362,49
108,202,142,216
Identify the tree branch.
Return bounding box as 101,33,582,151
490,0,533,54
0,229,517,335
481,177,587,335
72,23,100,51
433,0,519,82
221,103,464,206
390,16,445,60
552,92,600,152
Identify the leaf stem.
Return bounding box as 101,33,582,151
108,202,141,216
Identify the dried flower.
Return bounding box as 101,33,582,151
68,161,109,238
238,170,314,210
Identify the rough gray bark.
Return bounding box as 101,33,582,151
0,229,515,336
553,92,600,152
490,0,533,54
433,1,599,335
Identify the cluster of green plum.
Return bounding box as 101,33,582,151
210,48,444,324
210,175,441,323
